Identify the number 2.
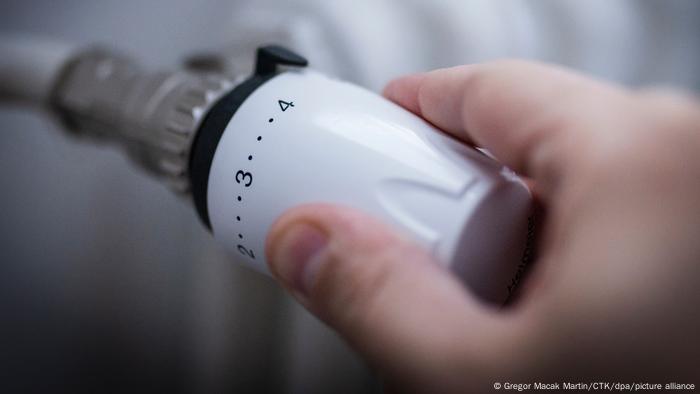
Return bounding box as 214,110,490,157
237,245,256,259
235,170,253,187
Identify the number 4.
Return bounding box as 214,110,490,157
278,100,294,112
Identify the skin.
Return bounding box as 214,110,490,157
265,60,700,392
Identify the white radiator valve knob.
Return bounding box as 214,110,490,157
189,46,534,304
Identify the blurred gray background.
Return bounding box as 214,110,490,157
1,1,698,393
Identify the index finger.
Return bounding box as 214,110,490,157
383,60,627,195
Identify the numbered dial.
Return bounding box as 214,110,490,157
228,94,299,262
191,45,532,304
189,45,309,231
206,68,531,304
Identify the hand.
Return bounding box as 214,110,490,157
265,60,700,392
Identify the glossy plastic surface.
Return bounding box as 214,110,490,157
207,70,532,303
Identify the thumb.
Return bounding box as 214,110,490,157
266,204,523,390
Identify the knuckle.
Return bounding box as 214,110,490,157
573,90,700,181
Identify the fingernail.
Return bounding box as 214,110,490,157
270,222,328,297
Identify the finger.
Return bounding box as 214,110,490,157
384,60,629,195
266,204,523,391
381,72,427,115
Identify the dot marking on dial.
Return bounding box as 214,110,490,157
234,110,286,260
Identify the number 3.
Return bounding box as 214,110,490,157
235,170,253,187
237,245,255,259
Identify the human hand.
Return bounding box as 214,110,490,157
265,60,700,392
